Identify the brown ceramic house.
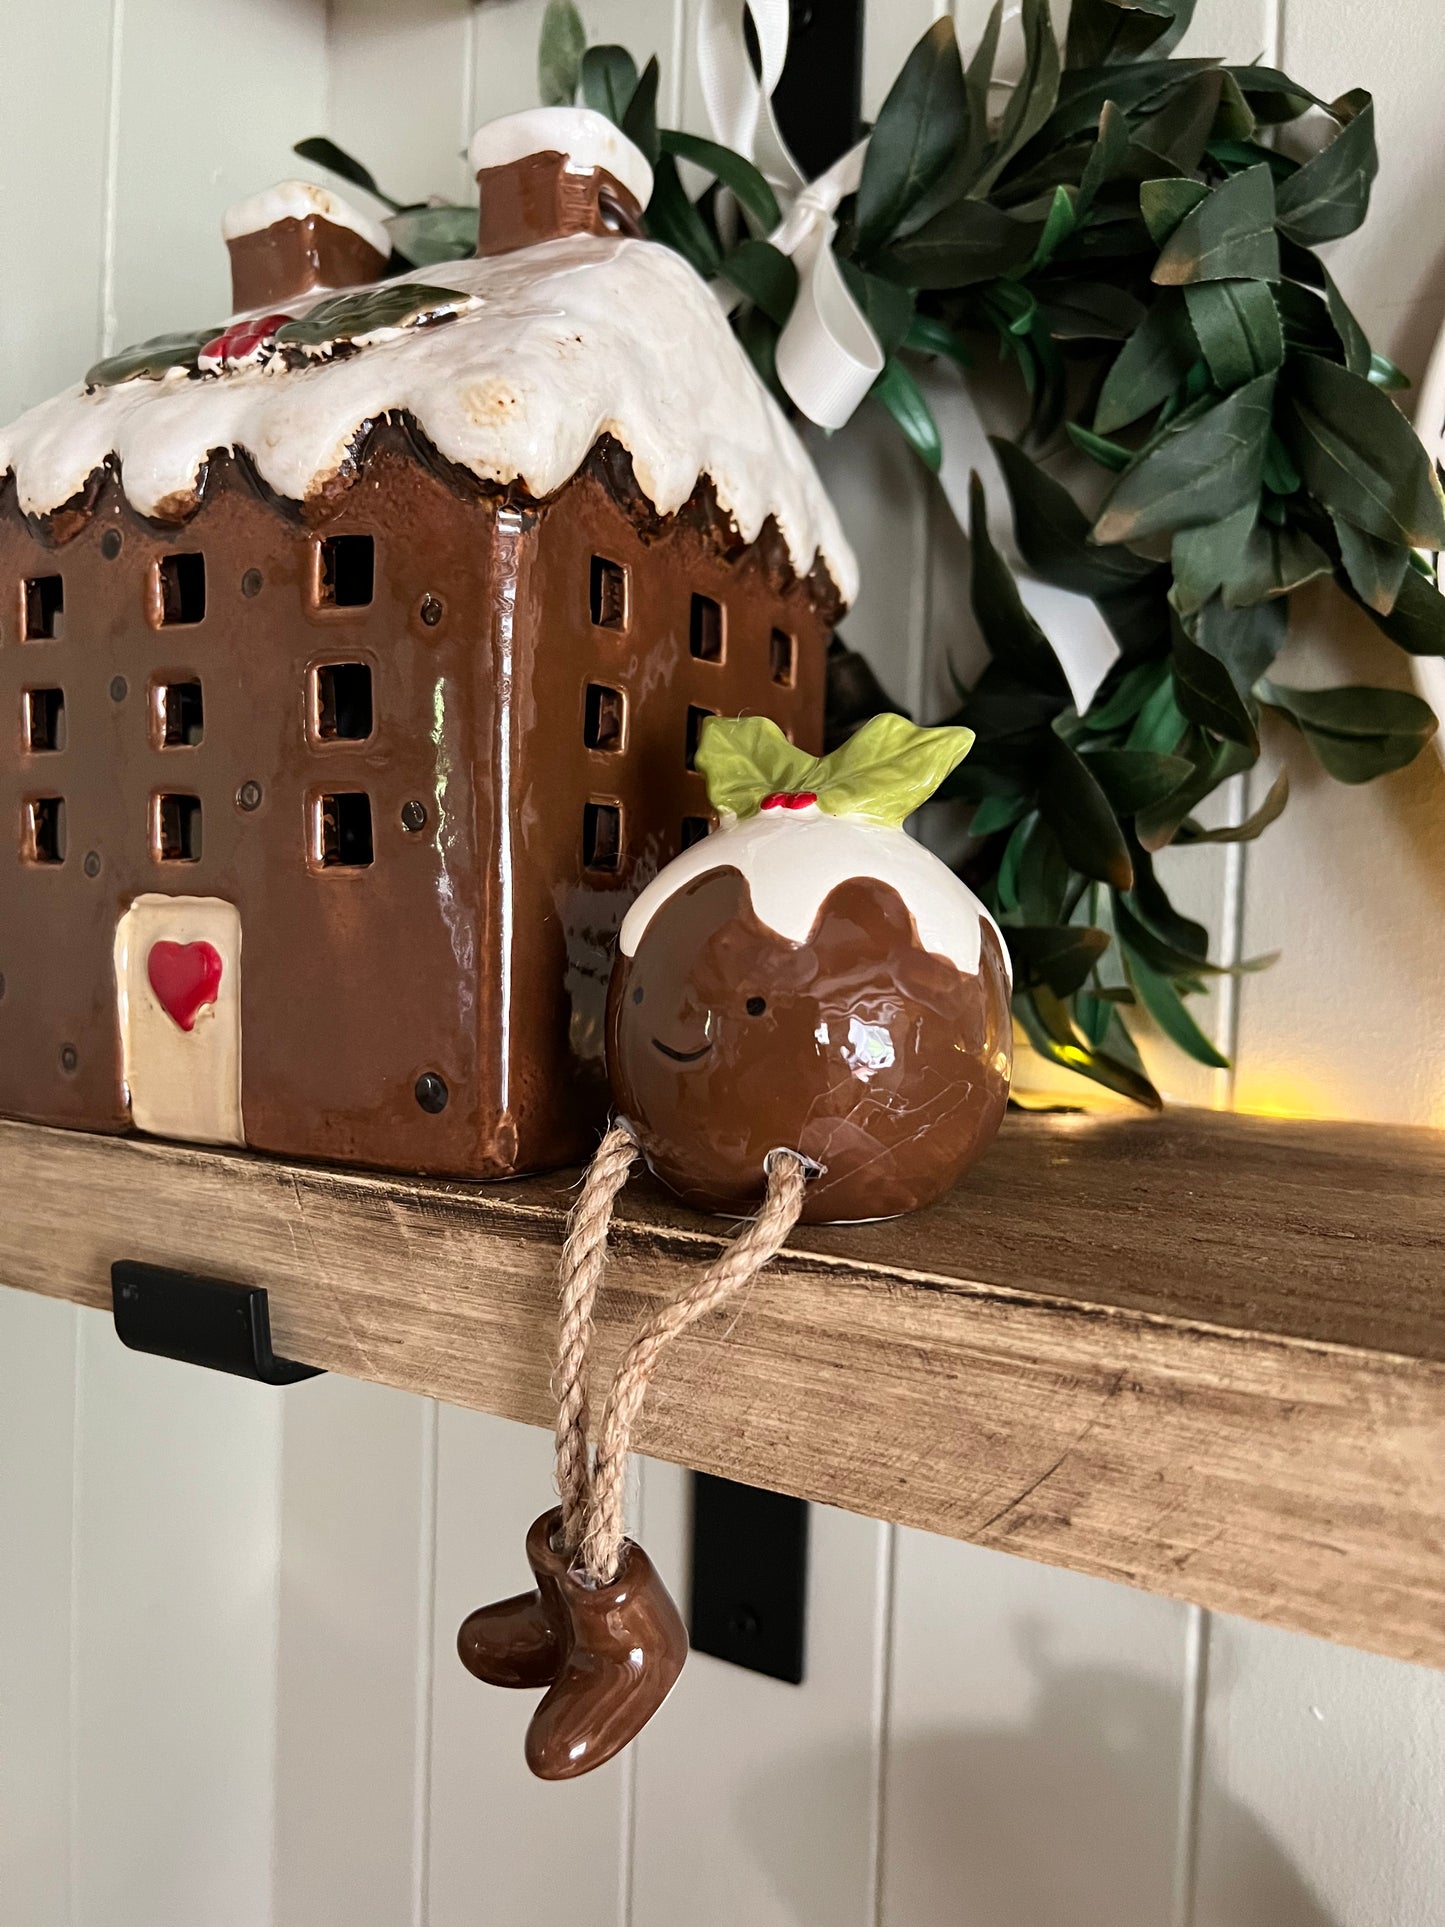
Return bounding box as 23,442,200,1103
0,109,854,1178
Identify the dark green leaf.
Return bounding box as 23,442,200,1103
975,0,1062,193
621,56,661,164
1153,164,1280,285
1196,593,1290,685
1095,291,1197,433
1087,660,1168,731
1123,950,1230,1066
1006,924,1112,996
1173,617,1259,749
385,205,476,267
274,283,470,349
1283,355,1445,548
1077,100,1132,215
1370,351,1411,393
968,473,1073,695
904,314,971,366
1226,66,1320,123
990,438,1160,597
1135,732,1253,848
1065,0,1195,68
1083,747,1194,810
720,241,798,327
538,0,587,106
872,359,942,471
856,19,967,250
1015,816,1071,922
1183,279,1283,390
970,794,1027,837
1171,502,1257,616
1259,679,1438,781
1094,373,1275,543
962,1,1005,179
1069,423,1134,471
1349,563,1445,656
1127,663,1189,751
292,137,401,211
1039,281,1147,341
1323,270,1370,377
1016,989,1163,1107
1331,515,1409,615
1042,59,1219,147
1175,767,1289,842
661,132,781,232
644,153,722,276
1275,90,1377,245
580,44,638,125
1128,847,1210,958
1032,185,1079,266
1223,520,1331,605
86,327,219,388
872,197,1038,288
840,261,914,356
1140,177,1208,246
1133,69,1226,173
1039,731,1134,887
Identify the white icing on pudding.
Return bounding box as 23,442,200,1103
619,806,1010,982
468,106,655,210
0,235,855,603
221,180,390,259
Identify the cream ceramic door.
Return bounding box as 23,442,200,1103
113,894,244,1146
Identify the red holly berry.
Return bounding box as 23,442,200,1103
760,790,819,811
198,312,293,374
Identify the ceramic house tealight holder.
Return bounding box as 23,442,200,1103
0,107,855,1179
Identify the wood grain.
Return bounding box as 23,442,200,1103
3,1107,1445,1668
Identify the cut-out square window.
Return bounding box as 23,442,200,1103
316,792,374,868
689,593,724,662
154,679,204,748
23,797,65,864
23,575,64,640
317,534,375,609
590,556,628,631
157,552,206,626
24,688,66,753
584,683,626,753
583,800,622,872
154,792,202,862
681,815,711,849
770,627,797,686
314,662,374,741
685,705,716,771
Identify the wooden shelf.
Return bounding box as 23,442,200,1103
3,1108,1444,1669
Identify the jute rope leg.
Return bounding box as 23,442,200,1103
578,1149,809,1585
552,1124,640,1555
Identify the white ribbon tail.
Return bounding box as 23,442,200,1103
775,216,884,431
697,0,804,196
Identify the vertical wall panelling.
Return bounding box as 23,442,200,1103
0,1292,78,1927
426,1407,632,1927
879,1533,1194,1927
271,1377,436,1927
326,0,477,209
629,1463,891,1927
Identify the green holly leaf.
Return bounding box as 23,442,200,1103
694,717,820,819
814,713,975,827
538,0,587,106
1152,164,1280,285
86,327,220,388
275,283,472,349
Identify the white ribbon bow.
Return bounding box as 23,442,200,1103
698,0,882,431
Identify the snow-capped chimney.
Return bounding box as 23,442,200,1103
469,107,653,257
223,181,391,313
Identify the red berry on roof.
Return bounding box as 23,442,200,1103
198,313,293,374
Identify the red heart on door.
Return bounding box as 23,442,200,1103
147,940,224,1033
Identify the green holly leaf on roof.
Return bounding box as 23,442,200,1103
275,283,474,350
86,328,221,389
695,713,974,829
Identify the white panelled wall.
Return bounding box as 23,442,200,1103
1,1,1443,1923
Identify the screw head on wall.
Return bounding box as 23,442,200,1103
241,569,263,598
60,1044,78,1074
401,800,428,833
110,676,128,703
83,851,102,878
237,780,263,812
414,1072,449,1114
420,595,444,628
100,530,122,560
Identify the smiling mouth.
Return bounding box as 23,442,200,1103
652,1037,713,1063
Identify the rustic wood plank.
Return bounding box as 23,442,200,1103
3,1109,1444,1668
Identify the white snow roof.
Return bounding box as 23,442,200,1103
0,234,856,604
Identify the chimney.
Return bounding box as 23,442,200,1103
468,107,653,258
223,182,391,314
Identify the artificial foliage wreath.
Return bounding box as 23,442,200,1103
299,0,1445,1107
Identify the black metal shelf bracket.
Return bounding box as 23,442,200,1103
689,1473,810,1684
111,1261,323,1385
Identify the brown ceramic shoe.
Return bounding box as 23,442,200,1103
525,1530,689,1781
456,1508,569,1690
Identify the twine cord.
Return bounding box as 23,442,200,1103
551,1136,809,1584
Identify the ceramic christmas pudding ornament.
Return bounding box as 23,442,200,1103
0,107,853,1180
458,716,1012,1779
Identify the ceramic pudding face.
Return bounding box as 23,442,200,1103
607,717,1013,1222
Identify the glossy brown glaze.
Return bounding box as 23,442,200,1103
0,432,833,1176
608,868,1012,1222
457,1508,688,1781
226,214,389,312
475,152,644,257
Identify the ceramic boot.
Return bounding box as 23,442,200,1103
524,1529,689,1780
456,1508,570,1690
